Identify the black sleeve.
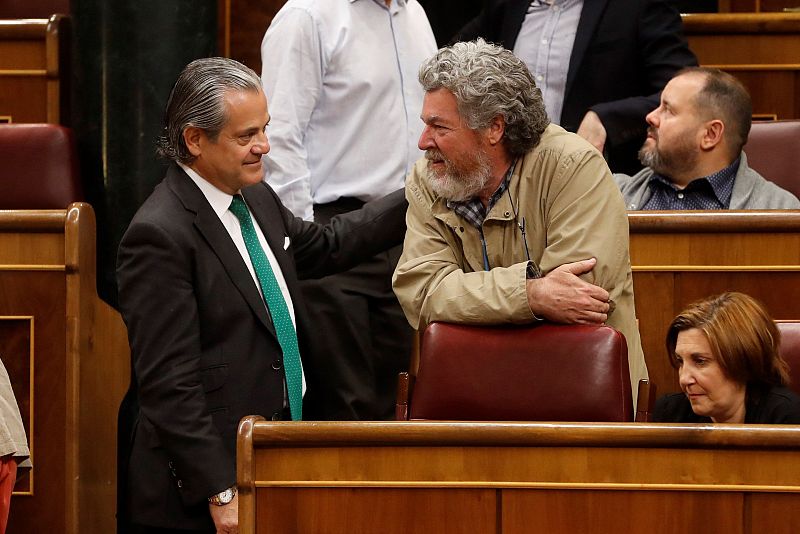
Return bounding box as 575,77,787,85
591,0,698,148
273,186,408,280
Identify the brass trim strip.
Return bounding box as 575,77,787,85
632,265,800,272
0,265,66,272
253,480,800,492
0,70,47,77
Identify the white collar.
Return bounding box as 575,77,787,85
179,162,238,218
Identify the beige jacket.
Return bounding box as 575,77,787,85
0,358,29,465
393,124,648,400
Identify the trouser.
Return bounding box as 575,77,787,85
301,197,414,421
0,456,17,534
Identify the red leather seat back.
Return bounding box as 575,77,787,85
409,322,633,422
0,123,82,209
777,321,800,396
744,120,800,200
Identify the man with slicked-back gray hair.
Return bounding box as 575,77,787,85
392,40,648,404
116,57,406,533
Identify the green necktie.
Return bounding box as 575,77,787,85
229,194,302,421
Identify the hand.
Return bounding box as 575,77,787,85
209,493,238,534
526,258,610,324
576,111,607,154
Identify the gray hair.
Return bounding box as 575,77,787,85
157,57,263,163
418,39,549,157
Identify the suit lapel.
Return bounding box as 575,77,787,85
165,165,274,333
565,0,609,101
503,0,531,50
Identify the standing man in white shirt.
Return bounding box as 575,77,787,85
260,0,437,420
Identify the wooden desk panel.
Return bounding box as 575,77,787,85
0,15,68,124
682,13,800,121
238,420,800,534
629,211,800,394
258,488,496,533
0,204,130,534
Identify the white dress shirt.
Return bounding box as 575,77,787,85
513,0,583,124
260,0,437,220
180,163,305,394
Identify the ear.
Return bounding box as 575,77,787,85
486,115,506,146
183,126,205,158
699,119,724,151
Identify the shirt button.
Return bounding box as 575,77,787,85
536,75,544,81
177,480,183,488
541,39,548,45
271,360,282,371
677,193,685,199
271,412,281,421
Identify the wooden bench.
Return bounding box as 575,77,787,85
0,203,129,533
0,14,69,124
238,418,800,534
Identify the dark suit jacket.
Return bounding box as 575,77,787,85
455,0,697,174
116,164,406,529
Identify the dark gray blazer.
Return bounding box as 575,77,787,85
116,164,406,529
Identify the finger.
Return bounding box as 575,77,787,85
584,284,610,302
564,258,597,276
577,311,607,324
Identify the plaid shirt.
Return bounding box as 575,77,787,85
447,163,516,230
643,158,739,210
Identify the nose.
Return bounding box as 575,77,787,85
418,125,435,151
253,130,270,155
678,363,695,390
645,108,659,129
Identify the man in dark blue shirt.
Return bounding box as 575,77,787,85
615,67,800,210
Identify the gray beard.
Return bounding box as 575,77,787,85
426,150,492,202
638,135,698,178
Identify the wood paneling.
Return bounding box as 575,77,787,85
258,488,497,533
682,13,800,120
629,212,800,395
0,204,130,534
224,0,286,71
0,14,68,124
504,490,743,534
238,420,800,534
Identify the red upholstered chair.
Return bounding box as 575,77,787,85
0,123,82,209
744,120,800,200
396,322,634,422
777,321,800,396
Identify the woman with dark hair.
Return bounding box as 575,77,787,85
654,292,800,423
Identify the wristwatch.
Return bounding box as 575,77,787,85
208,485,237,506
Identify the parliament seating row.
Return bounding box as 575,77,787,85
237,418,800,534
398,321,800,424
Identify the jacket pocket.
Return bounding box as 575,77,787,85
200,363,228,394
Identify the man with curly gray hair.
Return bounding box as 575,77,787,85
392,40,648,404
